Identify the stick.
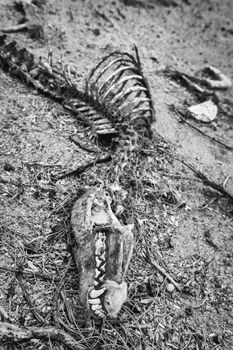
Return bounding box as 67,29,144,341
0,306,14,323
69,135,100,153
144,148,233,201
172,105,233,151
0,322,87,350
172,155,233,200
55,153,111,181
16,274,45,324
1,23,29,33
146,252,182,292
0,265,60,281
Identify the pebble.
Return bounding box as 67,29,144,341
156,273,164,283
166,283,175,292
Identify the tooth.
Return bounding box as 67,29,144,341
95,268,101,278
91,304,103,311
100,263,106,272
94,280,99,286
94,309,105,317
95,256,102,268
100,251,106,261
99,275,105,283
95,239,104,255
89,287,106,298
93,309,101,316
98,311,105,317
88,298,101,305
96,232,101,239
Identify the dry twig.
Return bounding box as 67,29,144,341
0,265,60,281
16,274,45,324
0,322,87,350
146,249,182,292
144,148,233,201
171,105,233,151
55,153,111,180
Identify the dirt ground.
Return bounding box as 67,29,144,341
0,0,233,349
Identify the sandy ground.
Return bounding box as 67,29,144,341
0,0,233,349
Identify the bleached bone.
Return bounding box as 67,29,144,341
95,255,102,268
95,269,101,279
71,188,134,317
89,287,106,299
90,304,103,311
94,309,105,317
103,280,127,319
95,238,105,255
88,298,101,305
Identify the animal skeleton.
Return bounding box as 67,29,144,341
0,35,156,319
0,34,155,140
71,188,134,318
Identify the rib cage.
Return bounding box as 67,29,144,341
85,46,156,136
0,35,155,138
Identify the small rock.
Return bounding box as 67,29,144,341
156,273,164,284
188,100,217,123
166,283,175,292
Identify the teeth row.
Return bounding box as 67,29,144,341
88,294,106,318
94,273,105,286
95,256,106,271
93,231,107,291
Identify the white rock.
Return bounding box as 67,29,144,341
188,100,217,123
166,283,175,292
